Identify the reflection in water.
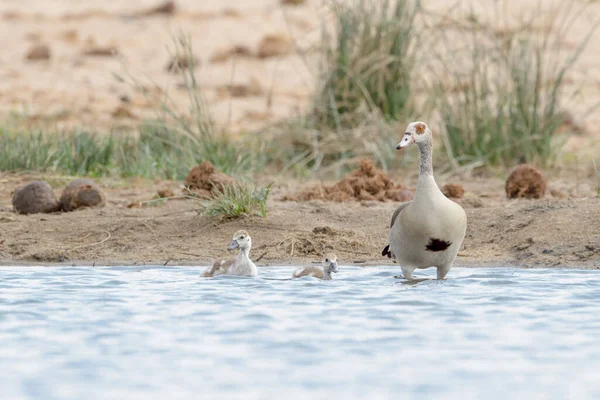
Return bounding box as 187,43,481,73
1,266,600,399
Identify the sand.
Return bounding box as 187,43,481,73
0,172,598,268
0,0,599,150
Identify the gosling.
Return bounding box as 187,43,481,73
200,230,257,277
291,253,339,280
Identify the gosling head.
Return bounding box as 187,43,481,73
396,121,431,150
323,253,338,274
227,230,251,251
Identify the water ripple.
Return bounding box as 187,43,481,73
0,266,599,400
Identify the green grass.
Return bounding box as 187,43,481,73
113,32,263,177
192,182,272,219
313,0,422,128
430,1,598,167
0,127,191,179
0,32,265,180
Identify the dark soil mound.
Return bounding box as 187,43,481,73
184,161,236,197
505,164,547,199
60,178,105,212
12,181,60,214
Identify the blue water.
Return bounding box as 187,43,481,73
1,266,600,400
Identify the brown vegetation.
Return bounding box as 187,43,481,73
284,159,414,202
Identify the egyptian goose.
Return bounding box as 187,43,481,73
200,230,258,277
382,122,467,280
292,253,339,280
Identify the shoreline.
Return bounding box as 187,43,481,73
1,176,598,269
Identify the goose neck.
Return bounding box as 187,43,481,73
237,246,251,260
417,140,433,177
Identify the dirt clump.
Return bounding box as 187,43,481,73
442,183,465,199
217,78,263,98
25,44,51,61
60,178,106,212
458,196,484,208
157,189,176,198
111,105,137,119
140,0,176,16
184,161,236,197
165,54,199,73
12,181,60,214
505,164,547,199
281,0,306,5
210,45,253,63
257,34,292,58
82,45,119,57
286,159,413,202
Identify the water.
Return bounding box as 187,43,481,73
1,266,600,400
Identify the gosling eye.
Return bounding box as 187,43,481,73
325,258,329,263
240,235,245,239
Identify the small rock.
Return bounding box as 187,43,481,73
60,178,106,212
442,183,464,199
505,164,547,199
12,181,60,215
257,34,292,58
25,44,51,61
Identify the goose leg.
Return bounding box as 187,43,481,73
436,266,451,280
401,266,415,280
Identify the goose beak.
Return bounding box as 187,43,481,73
227,240,239,251
396,133,414,150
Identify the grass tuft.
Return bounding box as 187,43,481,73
313,0,422,128
114,32,262,177
193,182,272,219
430,1,598,167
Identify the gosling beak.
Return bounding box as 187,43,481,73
396,133,414,150
330,262,339,273
227,240,239,251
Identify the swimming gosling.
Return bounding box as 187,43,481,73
292,253,339,280
200,230,257,277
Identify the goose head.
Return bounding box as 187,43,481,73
396,121,431,150
227,230,252,252
323,253,339,274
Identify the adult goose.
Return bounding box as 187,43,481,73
200,230,258,277
382,122,467,280
292,253,339,280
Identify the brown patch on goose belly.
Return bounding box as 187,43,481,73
425,238,452,252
